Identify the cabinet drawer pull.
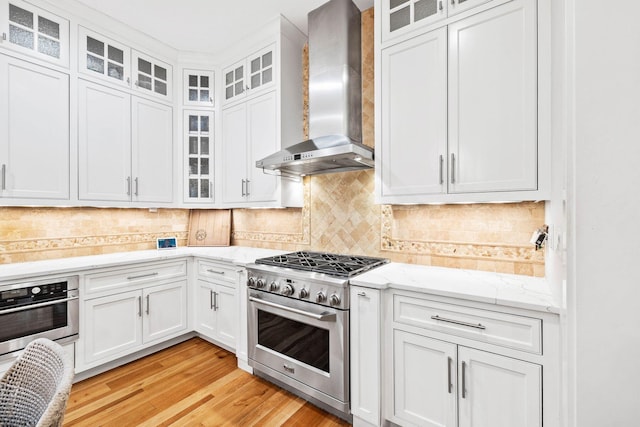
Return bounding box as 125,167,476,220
1,164,6,190
447,357,453,393
241,179,246,197
126,176,131,196
246,179,250,196
213,291,218,311
1,33,6,42
461,361,467,398
450,153,456,184
357,291,367,297
207,269,225,275
439,155,444,185
145,294,150,315
137,296,142,317
127,272,159,280
439,1,443,11
431,315,486,330
210,290,214,310
134,177,139,196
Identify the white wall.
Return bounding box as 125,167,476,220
568,0,640,425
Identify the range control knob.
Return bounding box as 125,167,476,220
299,288,309,299
282,284,294,296
269,281,280,292
316,291,327,303
247,277,256,287
329,294,341,306
256,278,266,288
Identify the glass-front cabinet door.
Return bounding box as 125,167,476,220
184,110,214,202
222,59,245,104
382,0,446,41
78,27,130,87
0,0,69,66
183,69,214,106
132,50,172,100
247,44,274,93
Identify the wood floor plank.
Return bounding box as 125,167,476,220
64,338,351,426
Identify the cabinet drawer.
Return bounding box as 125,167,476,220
197,260,238,284
393,295,542,354
84,261,187,295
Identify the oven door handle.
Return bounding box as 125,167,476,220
249,296,336,322
0,295,79,315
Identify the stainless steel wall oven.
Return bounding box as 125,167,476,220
0,276,79,357
246,251,387,420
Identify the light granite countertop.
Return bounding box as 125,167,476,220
0,246,286,282
0,247,559,314
351,262,560,314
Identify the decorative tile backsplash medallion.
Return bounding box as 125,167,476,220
0,208,189,264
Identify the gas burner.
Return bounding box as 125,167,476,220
255,251,389,278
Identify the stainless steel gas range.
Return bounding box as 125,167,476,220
246,251,388,420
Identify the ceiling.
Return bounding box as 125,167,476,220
73,0,375,55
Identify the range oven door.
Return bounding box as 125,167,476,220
248,290,349,404
0,289,79,357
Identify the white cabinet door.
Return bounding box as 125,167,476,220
246,91,277,203
246,44,275,95
184,110,214,202
381,0,447,42
78,26,130,87
132,50,172,100
214,283,236,349
183,69,214,106
393,330,457,427
222,58,246,105
0,56,69,200
78,80,131,202
221,102,248,204
195,279,216,337
458,346,541,427
380,27,447,200
350,287,382,426
448,0,536,193
131,97,173,203
83,289,142,364
143,280,187,343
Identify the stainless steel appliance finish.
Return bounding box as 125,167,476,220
0,276,79,358
246,251,388,419
255,0,372,177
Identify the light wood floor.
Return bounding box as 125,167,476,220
63,338,351,426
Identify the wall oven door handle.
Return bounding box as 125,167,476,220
0,295,79,315
249,296,336,322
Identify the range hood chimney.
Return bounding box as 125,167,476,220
256,0,373,177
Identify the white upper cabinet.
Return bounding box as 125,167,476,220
183,69,214,106
0,0,69,67
448,0,537,193
223,43,275,106
184,110,214,203
0,55,69,201
380,0,499,42
376,0,545,203
78,26,130,87
132,50,172,101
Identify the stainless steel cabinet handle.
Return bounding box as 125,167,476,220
246,179,250,196
127,77,130,85
213,291,218,311
1,164,6,190
207,269,225,275
210,290,214,310
134,177,139,196
447,357,453,393
450,154,456,184
145,294,150,315
431,315,486,330
249,296,336,321
1,33,6,42
461,361,467,398
127,272,159,280
241,179,246,197
357,291,367,297
439,155,444,185
439,1,443,11
126,176,131,196
138,296,142,317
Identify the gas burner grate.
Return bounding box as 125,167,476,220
255,251,389,278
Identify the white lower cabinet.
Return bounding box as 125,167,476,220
195,279,236,350
391,330,541,427
194,259,238,351
350,286,382,426
80,277,187,369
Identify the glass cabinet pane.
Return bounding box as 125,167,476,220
200,76,209,87
189,179,198,198
184,111,213,201
38,16,59,38
155,80,167,95
9,4,33,28
6,3,67,64
200,138,209,155
200,158,209,175
262,52,272,67
189,89,198,101
200,116,209,132
200,180,210,198
251,57,260,73
38,35,59,57
138,58,152,74
108,63,123,80
390,0,410,8
415,0,438,21
199,90,209,102
154,65,167,81
189,115,199,132
189,137,198,155
87,55,104,73
87,36,103,55
10,25,33,49
108,46,123,63
390,6,410,31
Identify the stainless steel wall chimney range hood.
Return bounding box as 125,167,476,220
256,0,373,177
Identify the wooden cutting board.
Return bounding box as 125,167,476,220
187,210,231,246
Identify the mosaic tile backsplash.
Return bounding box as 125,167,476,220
0,8,545,276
